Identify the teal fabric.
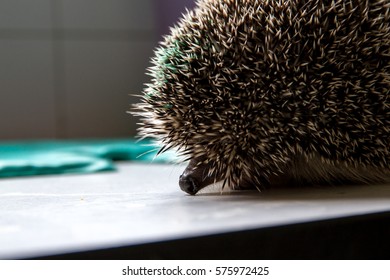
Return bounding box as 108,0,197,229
0,139,177,178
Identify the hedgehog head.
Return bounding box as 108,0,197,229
135,0,292,193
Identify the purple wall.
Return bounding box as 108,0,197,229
153,0,196,39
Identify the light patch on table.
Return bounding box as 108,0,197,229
0,225,20,234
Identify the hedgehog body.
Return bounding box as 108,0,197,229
135,0,390,194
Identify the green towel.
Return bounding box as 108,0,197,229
0,139,177,178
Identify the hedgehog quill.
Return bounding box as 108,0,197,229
133,0,390,195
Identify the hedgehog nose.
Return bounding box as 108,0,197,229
179,174,199,195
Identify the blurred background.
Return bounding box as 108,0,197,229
0,0,195,140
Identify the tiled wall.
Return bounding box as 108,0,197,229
0,0,158,139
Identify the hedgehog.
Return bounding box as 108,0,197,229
133,0,390,195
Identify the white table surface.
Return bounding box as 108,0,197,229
1,162,390,259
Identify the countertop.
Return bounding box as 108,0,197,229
1,162,390,259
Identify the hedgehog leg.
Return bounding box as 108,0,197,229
179,158,217,195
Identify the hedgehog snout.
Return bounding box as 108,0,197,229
179,173,200,195
179,157,217,195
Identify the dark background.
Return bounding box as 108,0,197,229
0,0,195,140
